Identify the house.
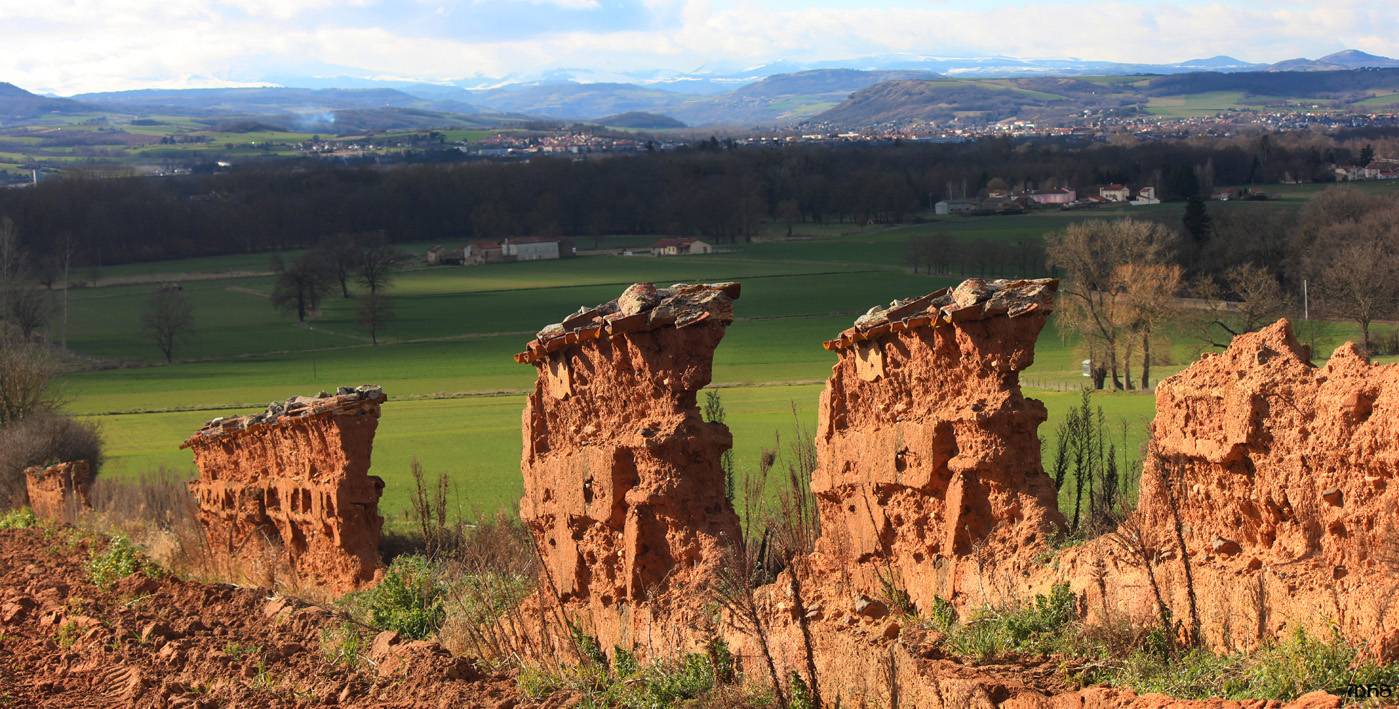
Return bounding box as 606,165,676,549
1130,186,1160,205
501,237,573,261
425,245,466,266
1099,184,1130,202
935,199,979,215
651,238,714,256
464,241,504,265
1028,187,1076,206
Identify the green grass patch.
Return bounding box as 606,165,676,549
86,535,151,589
1097,628,1399,701
344,554,446,639
0,508,38,529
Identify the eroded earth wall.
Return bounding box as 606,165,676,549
516,282,742,655
182,386,387,595
1053,320,1399,657
24,460,93,523
811,278,1066,612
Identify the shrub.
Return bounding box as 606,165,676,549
518,648,730,708
1100,627,1399,701
0,507,36,529
945,582,1078,661
0,413,103,506
787,670,815,709
927,596,958,633
87,535,145,589
355,554,445,639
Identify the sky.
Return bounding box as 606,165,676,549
2,0,1397,95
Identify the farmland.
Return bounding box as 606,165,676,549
52,190,1396,523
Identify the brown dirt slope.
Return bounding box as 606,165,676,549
0,528,523,708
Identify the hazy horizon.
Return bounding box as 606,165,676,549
4,0,1398,96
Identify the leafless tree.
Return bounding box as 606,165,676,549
270,254,331,323
6,285,51,340
1191,263,1289,349
1314,211,1399,355
1117,262,1182,389
313,234,364,299
356,292,395,345
140,287,195,363
0,340,62,427
1047,219,1177,390
357,242,410,296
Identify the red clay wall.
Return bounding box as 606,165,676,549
516,282,742,655
811,278,1066,612
1052,320,1399,656
183,386,386,595
24,460,93,523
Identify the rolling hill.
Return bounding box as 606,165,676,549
810,68,1399,128
591,112,686,129
1267,50,1399,72
0,83,89,121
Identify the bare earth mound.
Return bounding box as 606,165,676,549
0,528,522,708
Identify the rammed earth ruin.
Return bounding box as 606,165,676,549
24,460,93,524
183,385,388,594
514,282,743,654
508,279,1379,706
165,277,1395,706
812,278,1064,612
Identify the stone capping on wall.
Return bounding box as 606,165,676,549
821,277,1057,352
181,385,388,594
180,385,387,446
514,281,741,364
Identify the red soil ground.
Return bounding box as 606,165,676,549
0,528,525,708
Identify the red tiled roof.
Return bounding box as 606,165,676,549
653,238,696,248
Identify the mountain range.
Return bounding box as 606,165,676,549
2,49,1398,130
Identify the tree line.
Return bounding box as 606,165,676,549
0,131,1384,268
1038,187,1399,391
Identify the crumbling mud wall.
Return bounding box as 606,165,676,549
515,282,742,655
810,278,1065,612
1051,320,1399,656
715,279,1074,707
24,460,93,523
182,386,387,595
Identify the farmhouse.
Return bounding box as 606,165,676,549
1027,187,1076,205
934,198,978,215
1098,184,1130,202
650,238,714,256
501,237,574,261
465,241,504,265
1130,186,1160,205
425,245,466,266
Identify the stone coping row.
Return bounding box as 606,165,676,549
514,281,742,365
822,278,1057,351
181,385,387,446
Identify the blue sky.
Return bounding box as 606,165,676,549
2,0,1396,94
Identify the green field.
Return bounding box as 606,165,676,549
52,192,1397,525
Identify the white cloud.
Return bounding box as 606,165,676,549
0,0,1395,95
